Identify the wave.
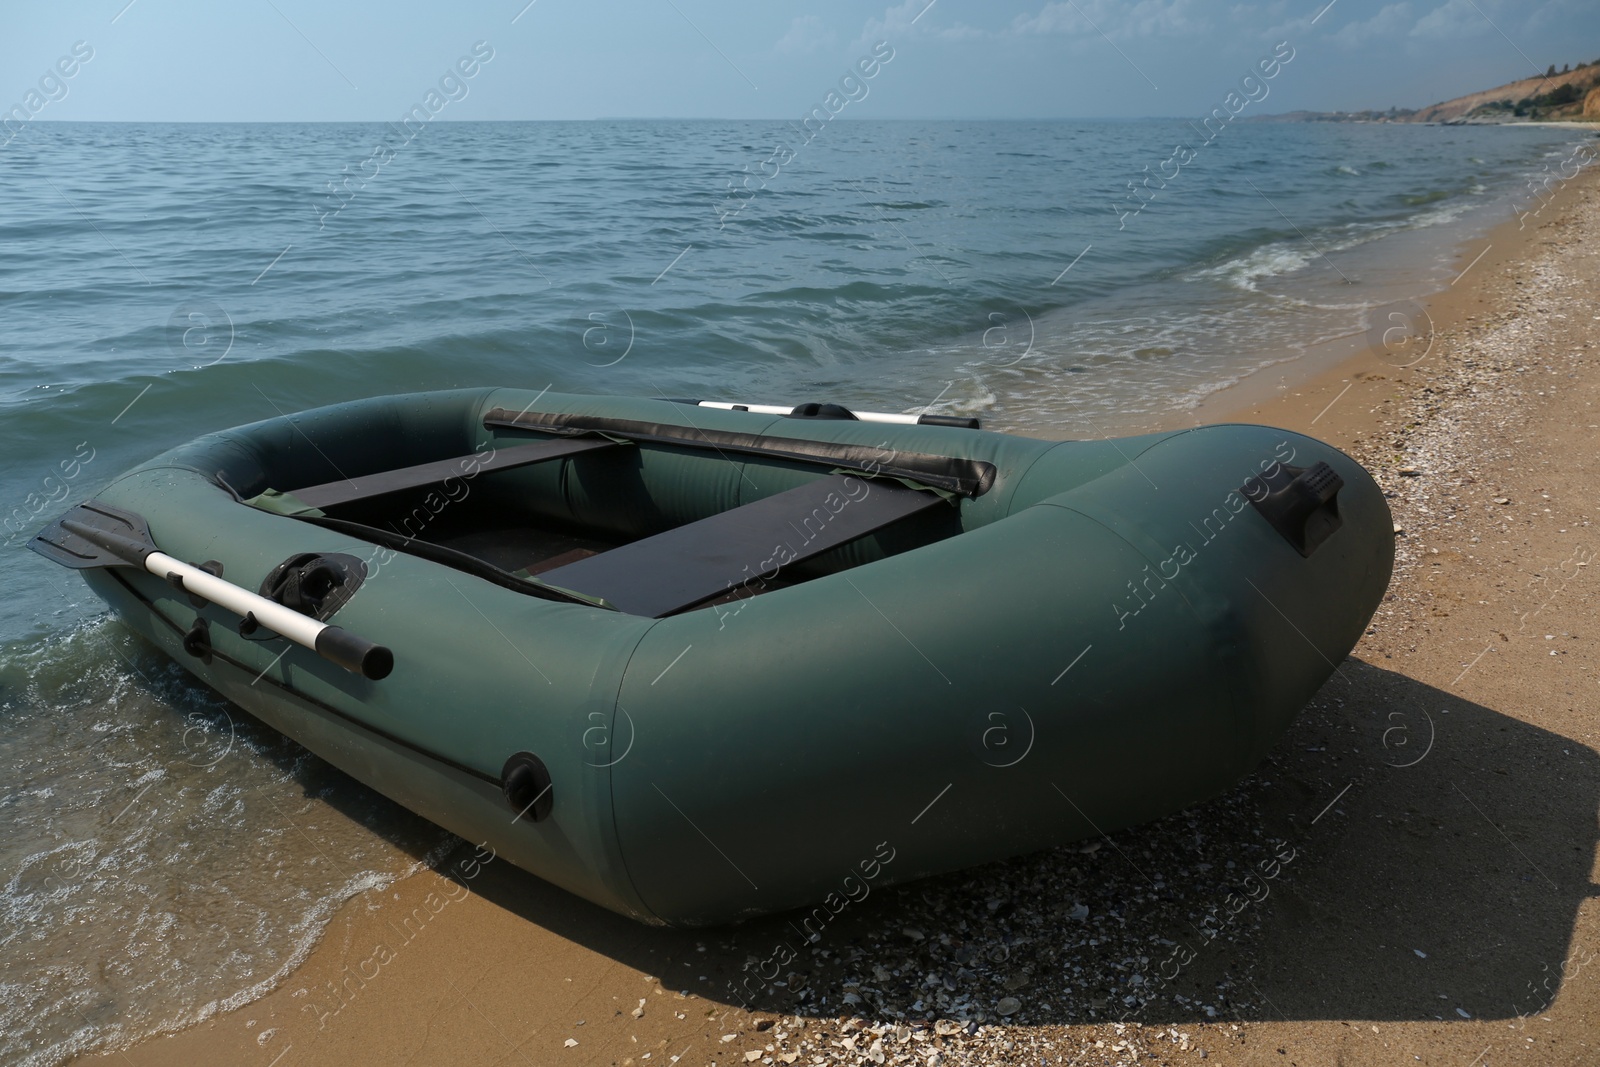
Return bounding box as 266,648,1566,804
1191,242,1322,292
1400,189,1452,206
0,621,455,1067
1190,181,1491,294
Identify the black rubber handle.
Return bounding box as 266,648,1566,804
917,414,981,429
1243,461,1345,558
788,402,859,420
313,625,394,680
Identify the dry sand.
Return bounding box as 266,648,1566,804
81,164,1600,1067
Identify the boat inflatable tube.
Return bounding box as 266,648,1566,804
32,389,1393,926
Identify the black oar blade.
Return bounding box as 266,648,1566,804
28,502,156,570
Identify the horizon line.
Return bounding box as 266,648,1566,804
13,114,1534,125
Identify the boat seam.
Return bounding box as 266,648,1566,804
603,616,671,924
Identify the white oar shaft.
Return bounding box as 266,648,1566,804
696,401,921,425
696,401,796,415
146,551,327,648
55,507,391,678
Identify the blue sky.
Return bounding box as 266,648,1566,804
6,0,1598,122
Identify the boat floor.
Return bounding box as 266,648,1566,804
424,522,801,605
430,524,607,577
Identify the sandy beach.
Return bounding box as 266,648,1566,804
75,159,1600,1067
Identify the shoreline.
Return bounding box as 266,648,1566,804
78,168,1600,1067
1164,136,1596,439
1012,122,1600,445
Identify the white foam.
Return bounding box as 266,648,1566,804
1191,243,1319,292
0,624,461,1067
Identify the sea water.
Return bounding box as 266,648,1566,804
0,118,1590,1063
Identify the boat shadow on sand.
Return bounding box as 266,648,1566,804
419,655,1599,1029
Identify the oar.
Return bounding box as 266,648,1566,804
29,501,393,680
658,398,981,430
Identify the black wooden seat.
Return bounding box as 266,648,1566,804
539,474,948,617
290,437,617,511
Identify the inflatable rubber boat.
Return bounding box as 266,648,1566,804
32,389,1391,926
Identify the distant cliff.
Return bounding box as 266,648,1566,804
1254,58,1600,124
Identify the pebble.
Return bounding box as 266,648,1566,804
700,182,1600,1067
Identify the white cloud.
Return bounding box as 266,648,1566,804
1327,2,1414,47
852,1,987,49
1410,0,1492,39
1011,0,1208,40
846,0,1215,57
857,0,938,44
1010,2,1087,35
1524,0,1582,33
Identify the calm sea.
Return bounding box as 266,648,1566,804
0,118,1590,1063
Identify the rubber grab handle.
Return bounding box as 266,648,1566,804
314,626,395,680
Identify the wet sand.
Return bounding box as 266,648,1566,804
81,162,1600,1067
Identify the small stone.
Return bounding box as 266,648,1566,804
1068,903,1089,921
1493,497,1510,505
722,1034,738,1043
996,997,1021,1016
1414,949,1427,958
744,1053,762,1063
564,1038,578,1048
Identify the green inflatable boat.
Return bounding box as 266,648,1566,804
32,389,1391,926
